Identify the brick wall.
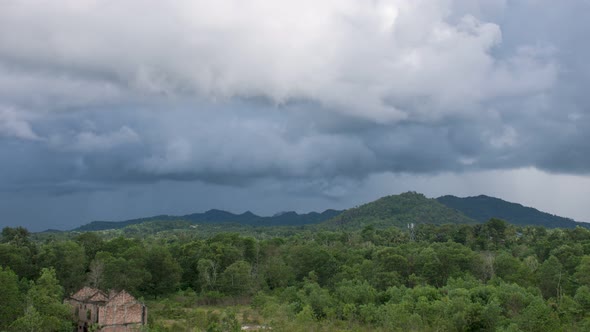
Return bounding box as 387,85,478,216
68,289,147,332
98,291,146,331
99,303,144,325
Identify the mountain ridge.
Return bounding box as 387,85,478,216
323,191,477,229
69,192,589,232
73,209,343,231
436,194,588,228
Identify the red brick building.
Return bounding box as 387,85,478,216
67,287,147,332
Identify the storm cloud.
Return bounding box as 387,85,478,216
0,0,589,230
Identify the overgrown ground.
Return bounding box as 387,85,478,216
5,220,590,331
147,291,382,332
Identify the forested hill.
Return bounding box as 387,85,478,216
324,191,476,228
72,193,589,232
74,209,343,231
437,194,588,228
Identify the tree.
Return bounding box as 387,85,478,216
538,256,565,299
262,256,294,289
416,247,443,286
374,248,408,276
574,255,590,287
373,248,408,289
334,279,377,319
97,252,149,294
298,280,335,319
86,258,105,288
11,268,72,332
0,243,37,279
143,246,182,297
0,267,22,330
287,245,338,286
494,252,523,284
198,258,219,292
485,218,508,248
574,286,590,311
517,298,559,332
38,241,87,294
1,226,31,246
74,232,104,261
219,260,253,296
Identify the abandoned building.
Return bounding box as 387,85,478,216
67,287,147,332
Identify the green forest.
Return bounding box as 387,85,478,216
3,216,590,332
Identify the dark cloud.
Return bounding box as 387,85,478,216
0,1,589,230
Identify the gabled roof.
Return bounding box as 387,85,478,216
70,286,107,302
87,291,108,302
70,287,142,306
106,289,138,305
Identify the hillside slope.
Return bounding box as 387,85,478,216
74,209,342,231
437,195,587,228
324,192,476,228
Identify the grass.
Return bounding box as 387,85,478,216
145,292,395,332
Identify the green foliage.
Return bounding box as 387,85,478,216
575,286,590,311
74,209,343,231
10,268,73,332
0,242,37,280
437,195,587,229
286,244,338,286
96,252,149,293
516,298,559,331
219,261,253,296
326,191,476,229
493,251,525,284
74,232,104,260
0,267,23,330
537,255,565,299
574,255,590,287
143,246,182,297
38,241,87,294
6,215,590,331
2,226,32,246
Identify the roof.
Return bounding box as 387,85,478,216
70,286,110,303
70,287,141,305
88,291,108,302
106,290,139,305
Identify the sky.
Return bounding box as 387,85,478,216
1,0,590,231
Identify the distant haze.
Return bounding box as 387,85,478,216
1,1,589,231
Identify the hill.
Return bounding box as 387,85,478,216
436,195,588,228
71,193,589,232
324,191,476,228
73,209,343,231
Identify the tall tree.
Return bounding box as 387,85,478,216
143,246,181,297
11,268,72,332
0,267,22,330
538,256,565,299
574,255,590,287
219,260,253,296
38,241,87,294
74,232,104,261
97,252,149,294
1,226,31,246
0,243,37,279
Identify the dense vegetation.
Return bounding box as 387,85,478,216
70,192,585,235
75,209,343,232
437,195,587,229
4,215,590,331
326,192,476,228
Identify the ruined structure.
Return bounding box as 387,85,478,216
67,287,147,332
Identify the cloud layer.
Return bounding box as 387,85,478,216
0,0,589,229
0,1,557,119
